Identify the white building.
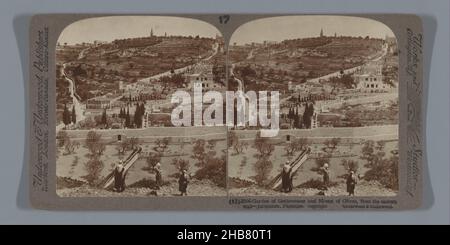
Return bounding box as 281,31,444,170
354,62,391,93
185,62,221,91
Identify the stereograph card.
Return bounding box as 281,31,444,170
29,14,424,210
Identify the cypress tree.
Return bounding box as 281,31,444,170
63,104,70,127
71,105,76,124
101,108,107,126
295,107,300,128
294,112,299,129
302,103,314,129
140,103,145,116
125,107,130,128
134,104,140,127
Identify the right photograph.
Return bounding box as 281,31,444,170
227,15,399,197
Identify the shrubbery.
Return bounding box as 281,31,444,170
298,178,338,189
364,155,398,190
83,156,104,186
195,156,226,188
361,140,399,190
128,178,170,189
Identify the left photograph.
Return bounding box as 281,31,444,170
55,16,227,197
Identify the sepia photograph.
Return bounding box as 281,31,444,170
55,16,227,197
227,16,399,197
7,0,443,222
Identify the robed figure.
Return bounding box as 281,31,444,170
178,169,189,196
114,161,126,192
346,171,357,196
281,161,293,193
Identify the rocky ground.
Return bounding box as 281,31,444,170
57,178,396,198
57,179,227,197
229,180,397,197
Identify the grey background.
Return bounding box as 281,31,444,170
0,0,448,224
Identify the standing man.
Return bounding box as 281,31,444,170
346,170,357,196
321,163,330,189
114,160,125,192
178,169,189,196
154,162,162,189
281,161,293,193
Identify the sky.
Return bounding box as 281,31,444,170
230,15,396,45
57,16,221,45
58,15,396,46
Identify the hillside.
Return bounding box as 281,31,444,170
56,35,218,104
229,36,385,91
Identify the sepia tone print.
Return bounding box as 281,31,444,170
55,16,227,197
227,16,399,197
28,13,424,210
51,15,405,201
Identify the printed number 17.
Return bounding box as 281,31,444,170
219,15,230,24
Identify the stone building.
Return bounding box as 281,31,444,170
185,62,221,91
354,62,391,93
